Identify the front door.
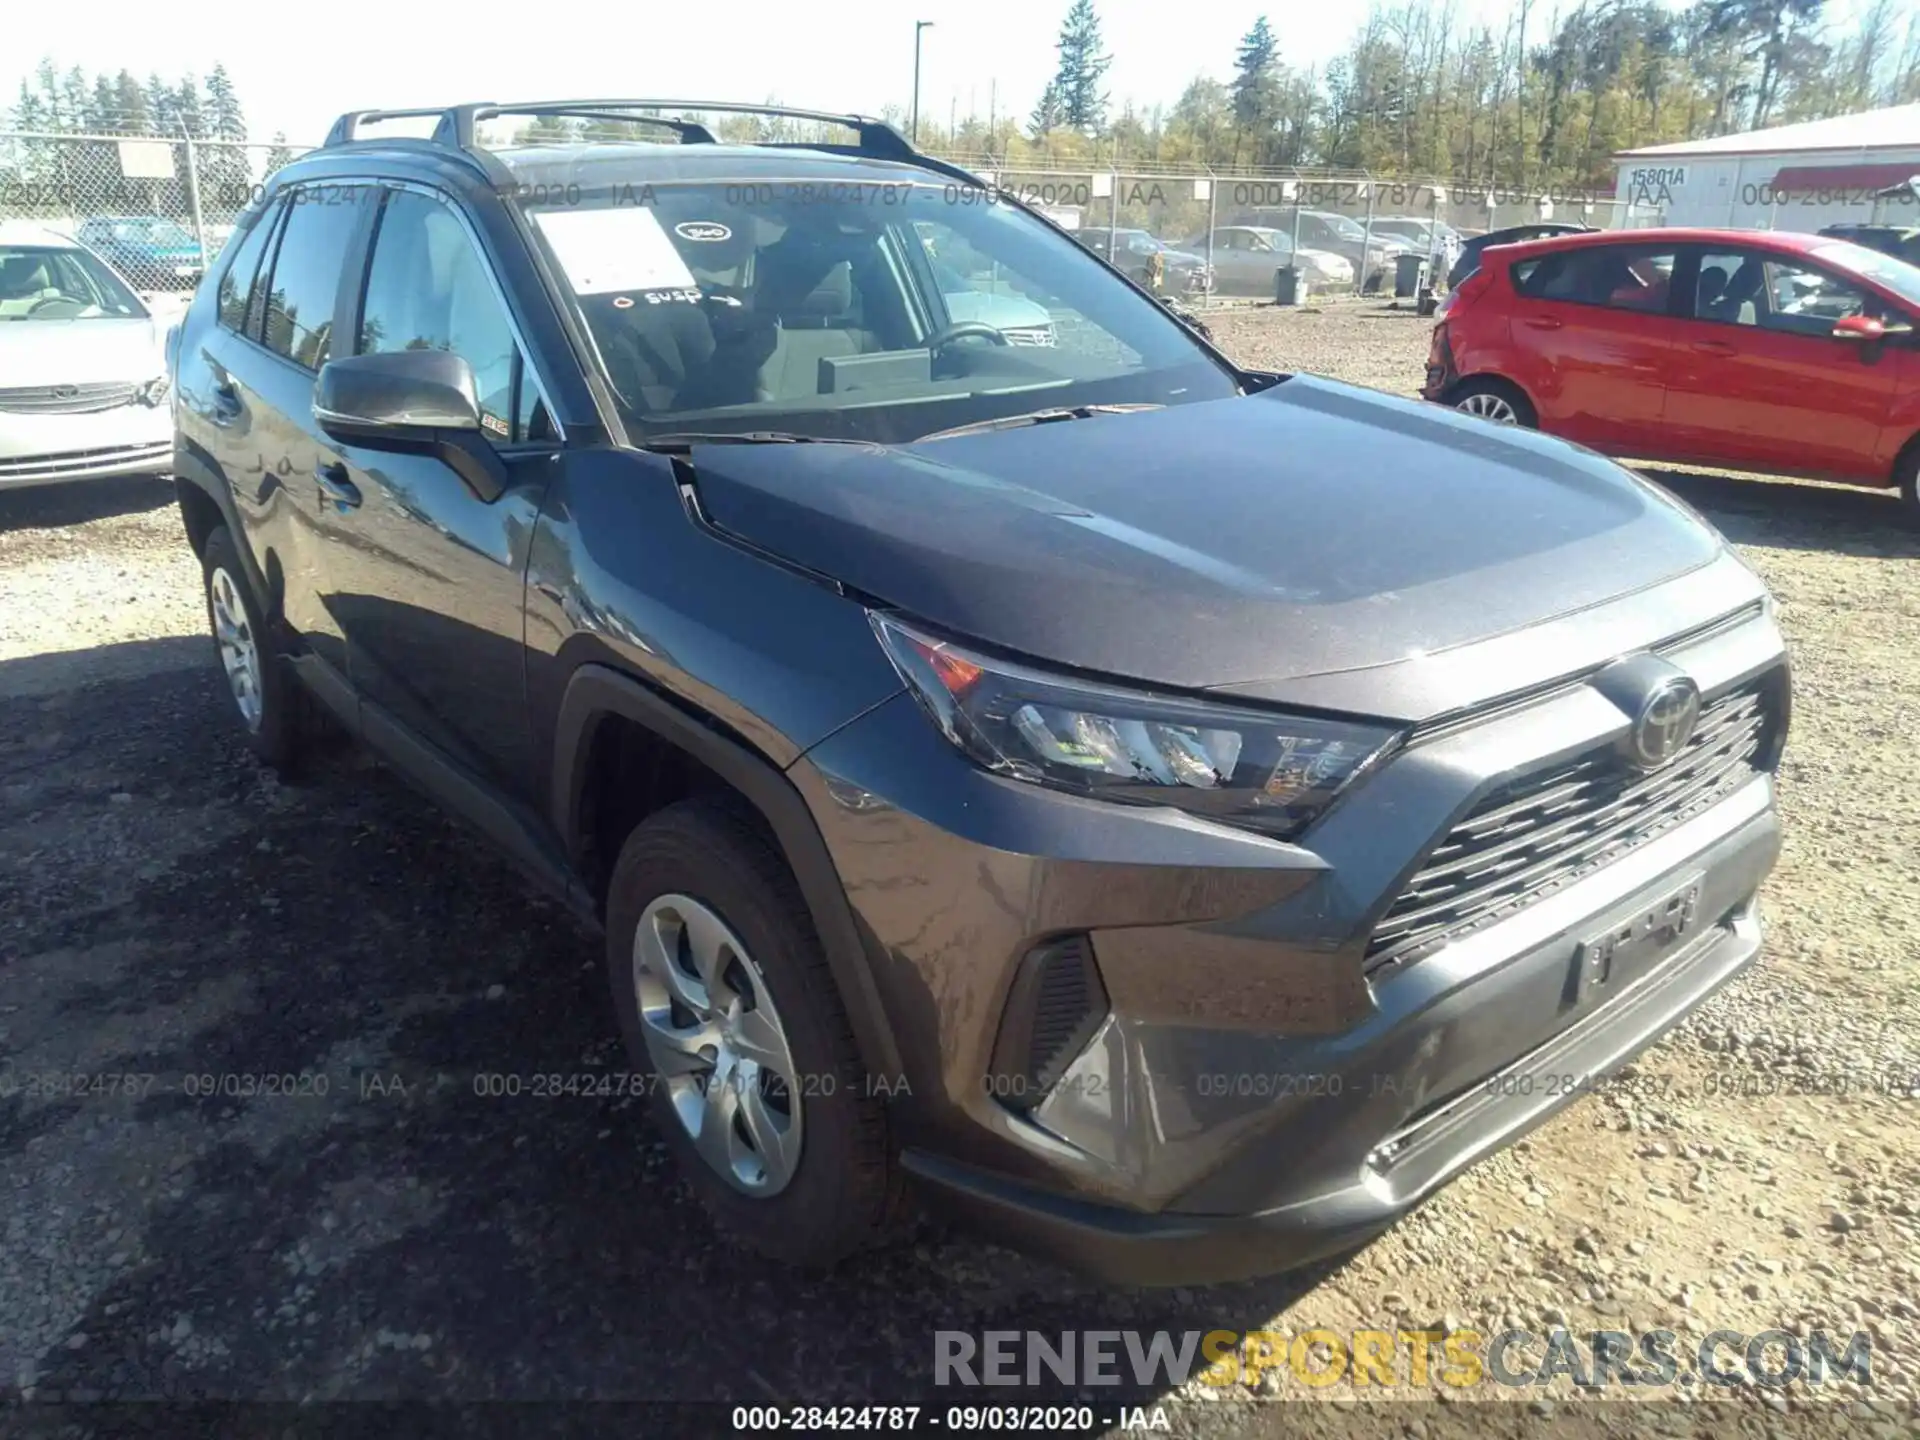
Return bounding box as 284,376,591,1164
325,185,559,797
1662,247,1902,482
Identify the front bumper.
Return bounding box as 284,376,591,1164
0,440,172,489
0,407,172,490
792,599,1786,1286
905,785,1773,1286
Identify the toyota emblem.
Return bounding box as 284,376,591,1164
1593,655,1705,772
51,384,78,400
1626,676,1702,769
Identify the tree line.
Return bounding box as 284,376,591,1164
940,0,1920,189
3,60,296,221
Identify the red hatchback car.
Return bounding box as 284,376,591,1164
1423,227,1920,520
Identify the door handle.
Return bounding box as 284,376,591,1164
1521,316,1563,330
210,378,242,425
1691,339,1737,356
314,462,362,510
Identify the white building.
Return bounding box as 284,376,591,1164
1612,103,1920,233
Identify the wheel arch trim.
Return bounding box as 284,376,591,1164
550,663,904,1082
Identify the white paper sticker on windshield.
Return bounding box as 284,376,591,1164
532,206,698,295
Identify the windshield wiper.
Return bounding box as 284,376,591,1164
640,430,874,452
917,403,1164,443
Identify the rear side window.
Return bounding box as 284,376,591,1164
1512,245,1677,314
260,190,369,370
215,200,281,335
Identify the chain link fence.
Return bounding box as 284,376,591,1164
2,128,1661,303
947,157,1654,300
0,131,312,290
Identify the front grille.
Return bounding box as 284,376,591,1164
1365,679,1775,977
0,382,138,415
0,441,171,479
1001,325,1057,347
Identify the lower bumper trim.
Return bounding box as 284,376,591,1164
904,899,1761,1288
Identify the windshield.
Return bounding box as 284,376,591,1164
1812,241,1920,310
0,245,147,321
521,181,1236,443
1326,215,1367,241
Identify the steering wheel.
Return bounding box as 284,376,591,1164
27,296,86,318
926,320,1010,352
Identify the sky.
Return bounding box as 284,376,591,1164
6,0,1879,149
10,0,1537,147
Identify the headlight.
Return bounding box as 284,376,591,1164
136,374,170,407
873,615,1400,840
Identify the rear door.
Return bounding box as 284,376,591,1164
241,185,381,679
1662,245,1901,481
1503,240,1681,452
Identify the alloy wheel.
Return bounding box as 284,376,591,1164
208,566,264,732
632,893,804,1196
1457,391,1520,425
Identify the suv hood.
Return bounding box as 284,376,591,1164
687,377,1727,718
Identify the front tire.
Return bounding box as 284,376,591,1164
605,796,901,1268
1450,376,1537,428
200,526,307,772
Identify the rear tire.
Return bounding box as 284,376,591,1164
605,795,901,1269
1449,376,1537,428
200,526,309,773
1896,439,1920,530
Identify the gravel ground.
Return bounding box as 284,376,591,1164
1,304,1916,1436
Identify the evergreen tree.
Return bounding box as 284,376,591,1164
1029,80,1065,138
114,71,150,134
1045,0,1111,134
205,65,247,142
1230,16,1283,164
174,76,206,138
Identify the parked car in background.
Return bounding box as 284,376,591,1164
1370,216,1463,272
172,98,1788,1287
75,216,205,291
1817,223,1920,269
1423,226,1920,520
929,259,1057,347
1233,208,1412,290
1074,228,1213,295
0,222,173,490
1446,221,1593,289
1184,226,1353,294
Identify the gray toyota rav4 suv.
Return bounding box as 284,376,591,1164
168,101,1788,1285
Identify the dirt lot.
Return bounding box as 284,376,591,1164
1,300,1916,1434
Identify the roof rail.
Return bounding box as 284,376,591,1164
324,107,478,148
322,98,921,165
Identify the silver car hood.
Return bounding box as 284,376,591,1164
0,317,168,388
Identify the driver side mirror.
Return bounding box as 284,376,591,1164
313,350,507,502
1831,314,1887,342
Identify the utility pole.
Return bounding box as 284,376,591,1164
911,21,935,144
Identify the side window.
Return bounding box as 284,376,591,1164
358,188,536,443
1514,246,1676,314
261,190,366,370
1693,250,1765,326
215,199,281,335
1761,259,1868,337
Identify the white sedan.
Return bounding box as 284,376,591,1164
0,221,173,491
